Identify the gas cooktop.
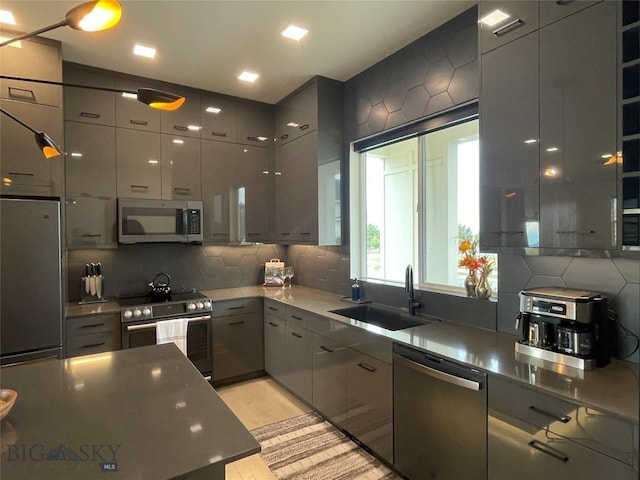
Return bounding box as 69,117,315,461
118,290,212,322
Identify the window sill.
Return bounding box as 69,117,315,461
362,277,497,301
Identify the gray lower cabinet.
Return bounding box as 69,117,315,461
0,100,63,196
264,313,287,381
312,333,348,428
282,323,313,404
65,313,121,358
480,31,539,249
488,375,638,479
116,128,162,199
346,352,393,464
211,298,264,383
538,1,617,249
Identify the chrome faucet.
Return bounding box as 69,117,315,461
405,264,420,315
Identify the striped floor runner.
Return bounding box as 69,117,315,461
250,412,401,480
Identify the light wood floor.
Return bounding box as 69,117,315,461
217,376,312,480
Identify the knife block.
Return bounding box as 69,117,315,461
79,276,107,304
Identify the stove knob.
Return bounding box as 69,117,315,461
133,309,142,318
203,301,212,309
142,307,152,317
187,303,196,311
123,310,133,320
196,302,204,310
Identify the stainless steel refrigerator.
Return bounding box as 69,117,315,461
1,197,63,364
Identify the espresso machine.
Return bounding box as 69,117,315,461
515,287,611,370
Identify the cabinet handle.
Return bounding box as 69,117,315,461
280,134,289,140
246,136,260,142
320,345,334,353
7,171,34,177
131,185,149,191
173,187,191,194
555,230,595,235
7,86,35,100
173,125,189,131
81,233,102,238
226,306,245,311
268,321,279,327
299,124,309,131
80,112,101,119
300,232,311,236
79,322,105,329
268,306,279,312
291,315,303,321
130,119,148,126
280,232,290,236
291,332,303,339
528,440,569,463
494,230,524,235
79,342,106,349
211,131,227,137
493,19,525,37
555,0,575,5
229,320,245,326
357,362,377,373
528,405,571,424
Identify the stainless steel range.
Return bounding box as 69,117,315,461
120,291,213,379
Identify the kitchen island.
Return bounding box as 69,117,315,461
0,344,260,479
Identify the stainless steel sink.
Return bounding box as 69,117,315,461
329,304,427,331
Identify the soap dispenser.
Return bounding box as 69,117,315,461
351,278,360,301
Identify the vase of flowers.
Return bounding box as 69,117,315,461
475,260,494,300
458,239,490,298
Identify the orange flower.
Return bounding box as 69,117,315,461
458,240,473,254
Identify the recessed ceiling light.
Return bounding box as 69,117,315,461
479,9,510,27
0,10,16,25
133,44,156,59
238,71,259,83
206,106,222,114
172,139,184,144
122,92,137,100
281,24,309,41
286,122,300,128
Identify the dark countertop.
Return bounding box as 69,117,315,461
0,344,260,479
65,285,639,421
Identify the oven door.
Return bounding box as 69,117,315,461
122,315,212,377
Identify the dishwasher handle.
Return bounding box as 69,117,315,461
395,354,482,391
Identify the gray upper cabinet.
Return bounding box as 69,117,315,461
200,93,237,143
115,75,161,132
160,87,201,138
201,139,236,243
538,1,617,249
0,35,62,107
274,76,344,245
480,32,539,249
64,64,116,126
274,81,318,146
0,100,63,196
160,134,201,200
116,129,162,199
236,145,270,243
65,122,117,248
479,1,539,54
236,101,273,147
539,0,600,27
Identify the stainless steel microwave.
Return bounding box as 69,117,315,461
118,198,203,244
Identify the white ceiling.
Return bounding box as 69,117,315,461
1,0,475,104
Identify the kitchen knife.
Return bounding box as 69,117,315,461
89,263,97,296
96,262,103,299
85,264,91,294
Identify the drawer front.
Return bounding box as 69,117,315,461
212,298,261,318
489,413,637,480
285,305,312,330
264,299,285,319
489,375,637,465
66,331,121,358
66,313,120,336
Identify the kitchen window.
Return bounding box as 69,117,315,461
350,110,497,295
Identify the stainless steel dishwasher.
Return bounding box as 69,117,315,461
393,343,487,480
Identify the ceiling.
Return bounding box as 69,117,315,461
1,1,475,104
